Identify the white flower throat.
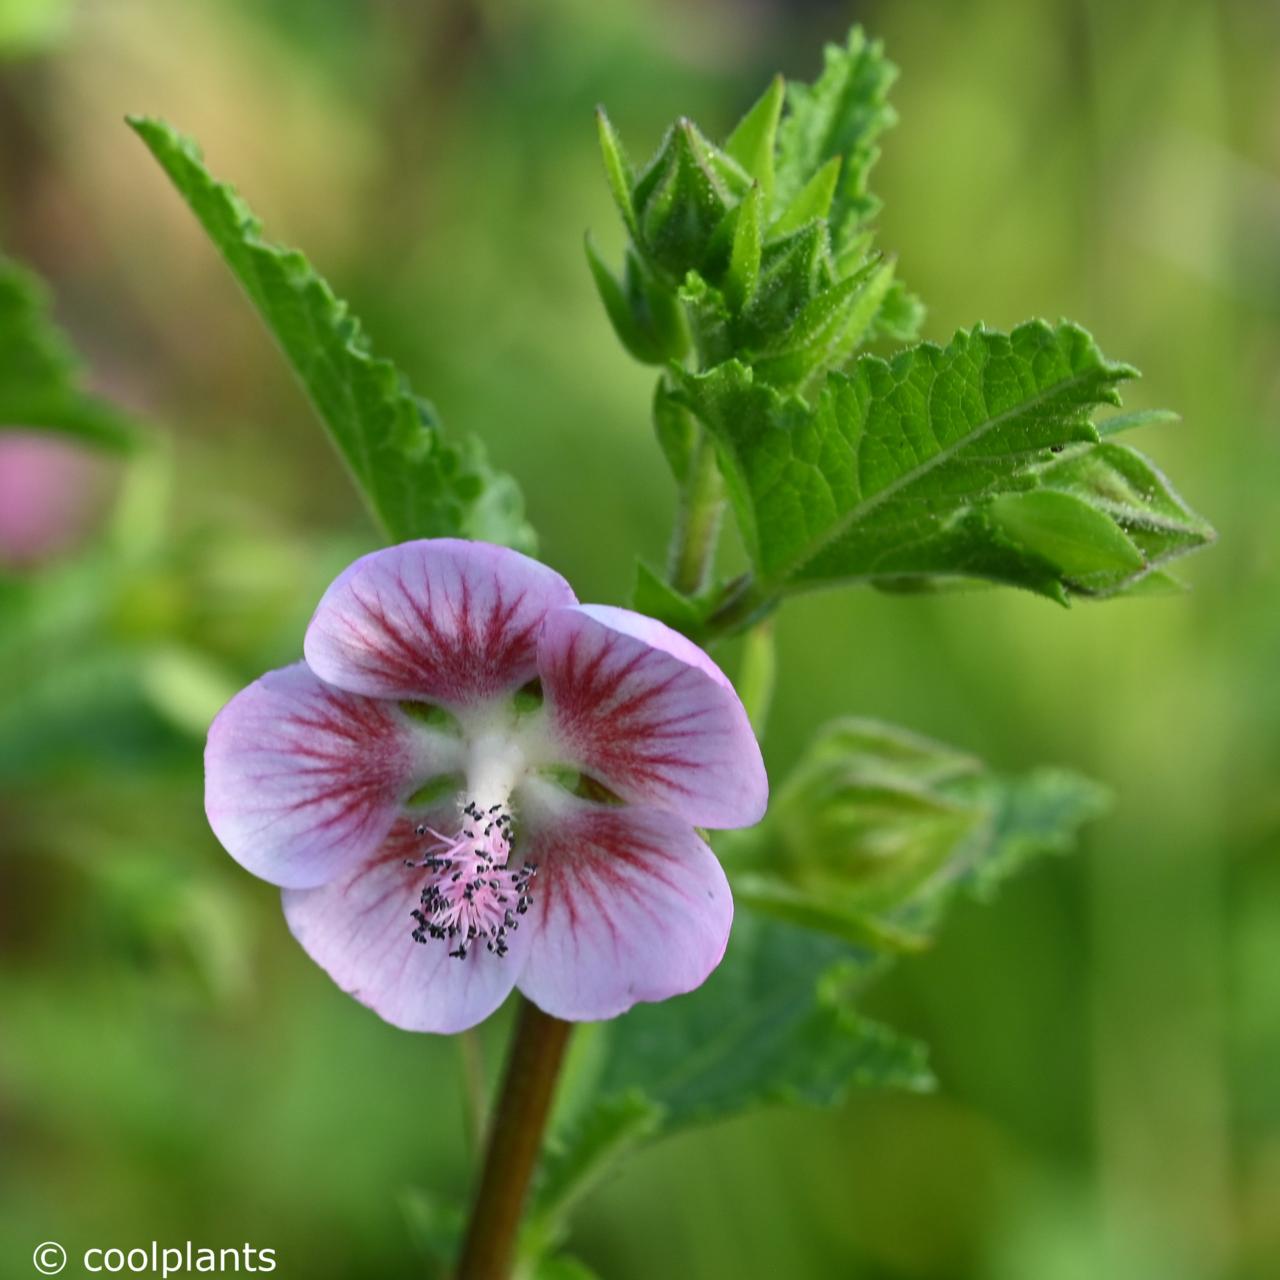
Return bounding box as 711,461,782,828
404,704,548,960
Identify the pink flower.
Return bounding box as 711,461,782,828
205,539,767,1032
0,431,108,569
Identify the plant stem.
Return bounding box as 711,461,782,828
666,429,724,596
456,999,572,1280
737,620,777,738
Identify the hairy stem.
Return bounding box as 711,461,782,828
456,999,572,1279
666,429,725,596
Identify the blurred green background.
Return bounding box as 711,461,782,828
1,0,1276,1276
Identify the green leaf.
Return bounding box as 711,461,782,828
725,183,764,312
583,246,692,369
774,27,898,252
530,1092,662,1240
593,914,933,1134
1095,407,1180,437
630,559,711,634
595,107,639,240
0,255,140,450
535,917,930,1244
867,276,925,345
650,378,699,485
771,155,843,238
128,116,533,551
678,320,1213,602
584,236,671,366
724,75,785,201
750,257,896,390
955,765,1113,902
399,1187,464,1278
731,872,930,953
534,1257,601,1280
738,717,1111,944
735,221,830,348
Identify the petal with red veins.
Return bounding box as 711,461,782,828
536,605,767,829
304,538,577,706
205,663,452,889
515,804,733,1021
283,821,524,1033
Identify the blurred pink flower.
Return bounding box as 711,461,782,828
0,430,106,568
205,539,767,1032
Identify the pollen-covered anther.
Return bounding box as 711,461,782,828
407,801,536,959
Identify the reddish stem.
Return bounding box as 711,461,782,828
455,998,572,1279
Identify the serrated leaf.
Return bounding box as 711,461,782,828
516,918,929,1276
724,75,785,200
775,27,898,252
676,320,1214,603
593,914,933,1134
952,766,1112,902
128,117,533,551
867,277,925,345
0,255,140,451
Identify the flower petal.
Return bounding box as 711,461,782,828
304,538,578,706
283,820,523,1033
515,800,733,1021
205,663,453,889
536,604,767,828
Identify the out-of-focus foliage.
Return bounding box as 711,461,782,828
0,255,139,448
0,0,70,56
732,717,1110,950
0,2,1274,1279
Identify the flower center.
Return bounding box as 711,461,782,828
407,800,536,959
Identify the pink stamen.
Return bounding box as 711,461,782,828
407,800,535,959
